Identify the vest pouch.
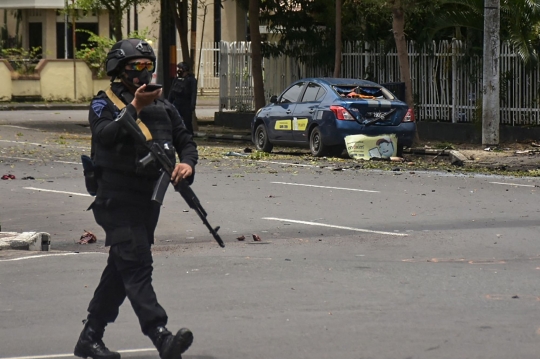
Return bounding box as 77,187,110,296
81,155,98,196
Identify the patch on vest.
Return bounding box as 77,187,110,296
91,99,108,117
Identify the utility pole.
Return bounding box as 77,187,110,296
71,0,77,100
482,0,500,146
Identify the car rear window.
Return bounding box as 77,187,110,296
333,85,395,100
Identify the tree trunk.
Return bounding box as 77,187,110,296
391,0,417,145
249,0,265,111
170,0,190,62
333,0,342,77
391,0,413,109
482,0,500,146
114,0,123,40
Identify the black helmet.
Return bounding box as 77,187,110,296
177,61,190,72
106,39,156,77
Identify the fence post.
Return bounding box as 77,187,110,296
451,40,458,123
219,41,228,111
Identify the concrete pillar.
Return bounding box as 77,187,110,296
221,2,246,41
42,10,57,59
98,11,108,36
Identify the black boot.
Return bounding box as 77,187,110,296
74,319,120,359
149,326,193,359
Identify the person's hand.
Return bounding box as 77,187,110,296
171,163,193,185
131,84,162,113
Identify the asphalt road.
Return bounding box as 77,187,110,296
1,111,540,359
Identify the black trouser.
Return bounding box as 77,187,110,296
87,199,167,335
178,107,193,135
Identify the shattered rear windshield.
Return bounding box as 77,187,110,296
332,85,395,100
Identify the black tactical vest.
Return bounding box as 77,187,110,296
93,92,176,179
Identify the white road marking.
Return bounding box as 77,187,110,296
272,181,379,193
55,160,81,164
24,187,91,197
0,252,105,262
0,348,154,359
0,140,45,146
0,155,80,165
263,217,407,236
490,181,537,188
0,125,41,131
256,160,318,168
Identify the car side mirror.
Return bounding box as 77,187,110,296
270,95,278,104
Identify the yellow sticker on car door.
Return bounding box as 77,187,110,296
293,117,308,131
275,120,292,130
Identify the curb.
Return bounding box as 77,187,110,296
194,132,251,141
0,232,51,251
0,104,90,111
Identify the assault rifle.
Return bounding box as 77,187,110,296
115,107,225,248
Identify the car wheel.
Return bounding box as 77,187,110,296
328,145,344,157
309,127,328,157
397,144,404,157
255,123,273,152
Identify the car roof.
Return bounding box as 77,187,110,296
299,78,382,87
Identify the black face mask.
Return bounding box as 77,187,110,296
123,68,152,87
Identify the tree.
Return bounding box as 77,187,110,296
333,0,342,77
76,0,153,40
432,0,540,65
169,0,191,66
248,0,265,110
389,0,414,108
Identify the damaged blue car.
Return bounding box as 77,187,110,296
251,78,416,157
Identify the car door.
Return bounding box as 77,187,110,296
292,82,326,142
267,82,305,142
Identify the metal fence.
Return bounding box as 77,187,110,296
211,40,540,125
218,41,306,110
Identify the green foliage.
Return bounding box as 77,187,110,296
75,28,154,78
253,0,450,69
0,47,42,74
75,30,115,78
434,0,540,65
73,0,154,39
250,150,271,160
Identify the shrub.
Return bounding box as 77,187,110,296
1,46,41,75
76,29,154,79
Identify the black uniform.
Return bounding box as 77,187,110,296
168,74,197,134
86,82,198,335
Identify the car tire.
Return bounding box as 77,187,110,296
328,145,344,157
309,127,328,157
397,144,404,157
254,123,273,153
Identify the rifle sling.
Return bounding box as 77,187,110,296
105,87,153,142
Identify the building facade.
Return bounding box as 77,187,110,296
0,0,247,62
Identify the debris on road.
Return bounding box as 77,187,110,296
236,235,245,241
79,230,97,244
252,233,262,241
1,174,15,180
224,151,249,157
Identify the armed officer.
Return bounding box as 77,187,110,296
74,38,198,359
168,62,197,134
